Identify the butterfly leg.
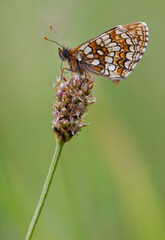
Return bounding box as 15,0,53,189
59,67,71,84
80,67,91,79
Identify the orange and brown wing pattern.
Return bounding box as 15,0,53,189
123,22,149,58
74,22,149,83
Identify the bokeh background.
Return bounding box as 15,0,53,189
1,0,165,239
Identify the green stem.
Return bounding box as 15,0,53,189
25,140,64,240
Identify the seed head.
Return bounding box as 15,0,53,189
52,74,96,142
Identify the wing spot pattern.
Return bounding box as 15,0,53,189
75,22,148,82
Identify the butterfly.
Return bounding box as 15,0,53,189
44,22,149,85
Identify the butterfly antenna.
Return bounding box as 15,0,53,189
49,24,65,48
43,36,63,48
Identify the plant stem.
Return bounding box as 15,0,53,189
25,140,64,240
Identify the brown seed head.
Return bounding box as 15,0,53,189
52,74,96,142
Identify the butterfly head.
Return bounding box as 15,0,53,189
58,48,68,61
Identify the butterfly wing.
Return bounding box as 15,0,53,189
123,22,149,57
75,22,149,83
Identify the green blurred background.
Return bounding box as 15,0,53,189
1,0,165,239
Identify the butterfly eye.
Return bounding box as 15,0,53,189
63,50,68,59
58,48,68,60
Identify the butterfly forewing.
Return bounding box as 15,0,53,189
73,22,149,83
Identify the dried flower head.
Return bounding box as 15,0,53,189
52,74,96,142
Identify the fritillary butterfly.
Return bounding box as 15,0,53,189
44,22,149,85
